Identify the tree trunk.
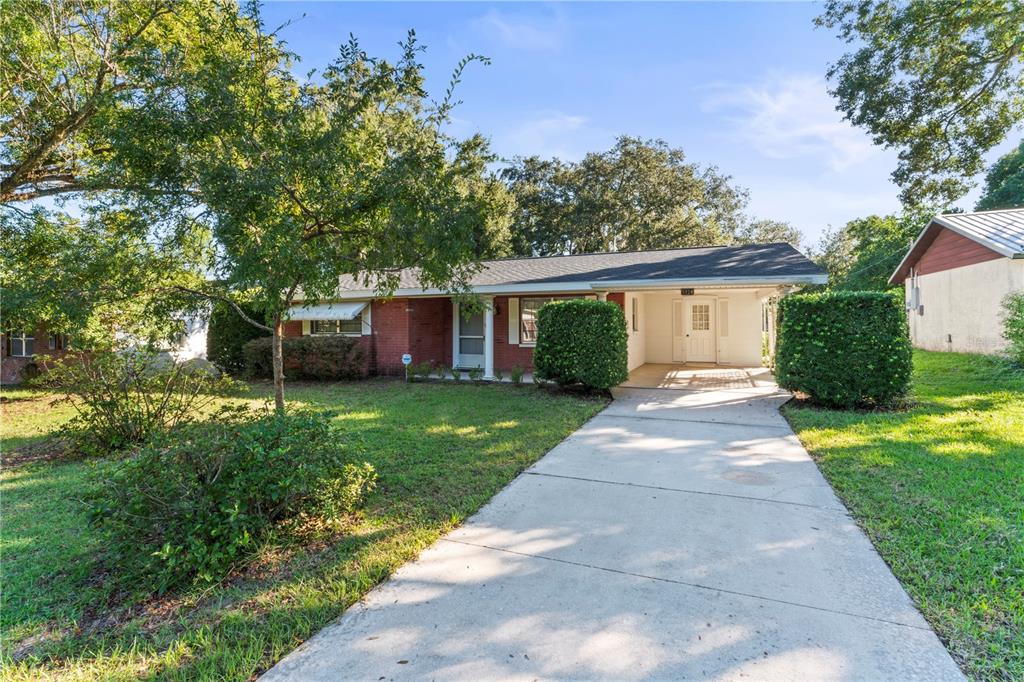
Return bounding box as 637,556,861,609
272,314,285,413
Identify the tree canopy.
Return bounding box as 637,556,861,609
501,136,793,256
0,0,251,203
818,0,1024,206
172,19,512,409
812,209,933,291
976,139,1024,210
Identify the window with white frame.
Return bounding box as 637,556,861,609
520,297,555,345
519,296,592,345
631,297,638,332
311,315,362,336
8,331,34,357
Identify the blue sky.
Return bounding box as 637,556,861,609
260,1,1005,247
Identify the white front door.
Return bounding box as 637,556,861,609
685,297,716,362
457,307,485,369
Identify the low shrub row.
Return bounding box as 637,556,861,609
243,335,369,381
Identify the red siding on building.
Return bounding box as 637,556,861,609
914,227,1003,276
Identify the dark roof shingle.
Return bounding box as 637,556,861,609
338,242,824,292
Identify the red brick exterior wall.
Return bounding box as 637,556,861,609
607,292,625,310
1,323,71,384
493,296,537,370
286,292,625,377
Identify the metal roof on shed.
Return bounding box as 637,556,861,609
889,208,1024,284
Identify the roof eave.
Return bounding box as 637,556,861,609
312,273,827,300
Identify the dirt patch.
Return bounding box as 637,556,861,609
1,438,73,469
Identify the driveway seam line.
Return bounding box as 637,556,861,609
522,471,847,512
595,412,795,431
440,537,931,632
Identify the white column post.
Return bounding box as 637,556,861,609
483,297,495,379
451,300,460,370
596,291,608,302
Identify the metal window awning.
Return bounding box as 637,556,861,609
288,302,367,321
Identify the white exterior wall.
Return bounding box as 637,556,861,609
907,258,1024,354
625,292,646,370
639,289,765,366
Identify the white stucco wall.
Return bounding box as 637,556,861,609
907,257,1024,354
639,289,765,366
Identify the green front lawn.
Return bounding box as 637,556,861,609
784,351,1023,681
1,380,606,680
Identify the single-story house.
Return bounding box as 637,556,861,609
285,242,826,377
889,208,1024,355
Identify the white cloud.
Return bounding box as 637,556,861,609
471,8,566,51
493,112,611,162
702,74,879,171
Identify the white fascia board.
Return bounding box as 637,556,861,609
588,274,828,290
328,282,597,299
317,274,827,300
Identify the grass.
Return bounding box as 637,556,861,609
0,379,606,680
783,351,1023,681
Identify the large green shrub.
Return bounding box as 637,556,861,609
34,350,240,456
1002,291,1024,365
243,335,368,380
206,302,269,374
86,408,377,592
776,290,912,408
533,299,628,390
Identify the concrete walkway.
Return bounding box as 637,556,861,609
263,383,963,681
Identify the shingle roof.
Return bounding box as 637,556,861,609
333,242,825,295
889,207,1024,284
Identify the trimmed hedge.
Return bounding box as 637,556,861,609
243,335,368,381
533,299,628,390
206,302,269,374
776,290,912,408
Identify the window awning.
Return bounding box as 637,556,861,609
288,302,367,321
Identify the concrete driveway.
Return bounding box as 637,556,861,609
263,382,963,681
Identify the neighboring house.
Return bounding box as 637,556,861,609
1,324,71,384
286,242,826,377
1,314,208,384
889,208,1024,355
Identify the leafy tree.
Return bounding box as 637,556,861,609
812,208,933,291
0,205,210,349
732,219,803,250
977,139,1024,210
818,0,1024,206
0,0,249,203
502,137,748,255
179,21,512,410
1,0,260,348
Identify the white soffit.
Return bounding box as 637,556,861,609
288,302,367,321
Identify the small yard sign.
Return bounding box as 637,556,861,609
401,353,412,366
